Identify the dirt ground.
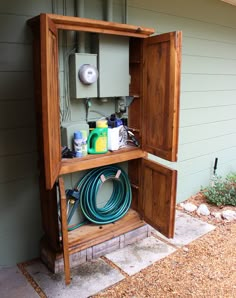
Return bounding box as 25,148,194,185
93,194,236,298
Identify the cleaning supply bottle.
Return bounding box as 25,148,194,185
74,131,83,157
81,130,88,157
87,120,108,154
107,114,124,151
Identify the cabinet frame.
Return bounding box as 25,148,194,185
28,13,181,284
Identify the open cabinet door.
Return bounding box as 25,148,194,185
40,14,61,189
140,158,177,238
142,31,182,162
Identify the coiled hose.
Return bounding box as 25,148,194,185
72,165,132,228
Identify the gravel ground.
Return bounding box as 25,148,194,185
93,196,236,298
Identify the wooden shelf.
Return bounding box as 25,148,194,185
59,147,146,175
63,209,145,255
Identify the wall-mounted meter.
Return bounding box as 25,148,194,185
69,53,98,99
79,64,98,85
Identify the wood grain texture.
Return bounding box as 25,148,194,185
58,177,71,285
39,176,60,252
28,13,154,38
59,148,146,175
129,37,142,136
142,31,182,162
140,158,177,238
40,14,61,189
128,159,142,211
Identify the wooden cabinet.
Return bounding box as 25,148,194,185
28,14,182,284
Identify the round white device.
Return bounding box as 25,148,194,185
79,64,98,85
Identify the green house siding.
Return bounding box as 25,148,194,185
128,0,236,201
0,2,51,265
0,0,236,265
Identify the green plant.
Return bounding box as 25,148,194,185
201,172,236,207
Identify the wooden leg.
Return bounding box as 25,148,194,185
58,177,71,285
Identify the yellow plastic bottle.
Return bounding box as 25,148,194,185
87,120,108,154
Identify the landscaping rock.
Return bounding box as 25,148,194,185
183,247,189,252
180,202,197,212
221,210,236,221
197,204,210,216
211,212,222,220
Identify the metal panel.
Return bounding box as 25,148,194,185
69,53,98,99
98,34,129,98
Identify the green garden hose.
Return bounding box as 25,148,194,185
74,165,132,226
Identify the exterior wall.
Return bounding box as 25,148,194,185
0,1,53,266
0,0,124,266
128,0,236,201
0,0,236,265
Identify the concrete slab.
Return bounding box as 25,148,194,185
0,266,38,298
150,210,216,247
26,259,124,298
105,236,176,275
0,211,216,298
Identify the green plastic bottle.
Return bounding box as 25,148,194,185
87,120,108,154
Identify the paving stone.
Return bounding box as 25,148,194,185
105,236,176,275
0,211,216,297
26,259,124,298
150,210,215,247
0,266,38,298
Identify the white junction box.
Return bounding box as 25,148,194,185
69,53,98,99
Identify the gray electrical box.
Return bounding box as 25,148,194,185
61,121,89,150
95,34,129,98
69,53,98,99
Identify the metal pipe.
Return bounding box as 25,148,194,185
75,0,85,52
124,0,128,23
77,0,84,15
106,0,113,21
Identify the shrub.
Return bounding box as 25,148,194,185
201,173,236,207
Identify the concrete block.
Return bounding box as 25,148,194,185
70,250,87,266
92,238,120,259
119,234,125,249
53,250,86,274
124,225,148,246
86,247,93,261
124,231,148,246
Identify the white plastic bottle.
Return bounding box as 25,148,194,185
74,131,83,157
